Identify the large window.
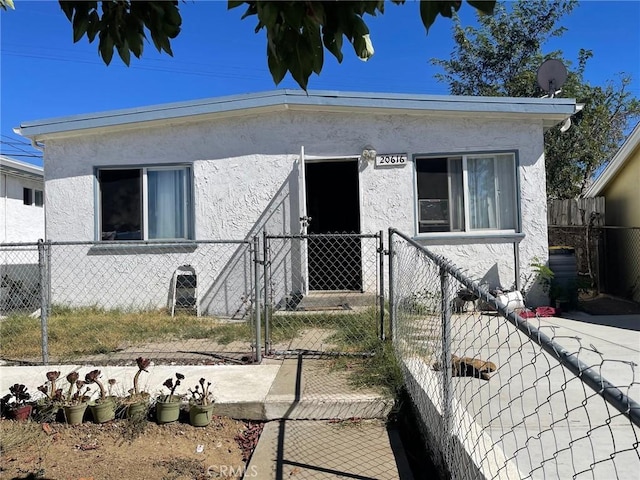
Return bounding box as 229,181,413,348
416,153,517,234
98,166,191,241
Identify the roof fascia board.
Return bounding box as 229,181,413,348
584,122,640,197
16,89,576,140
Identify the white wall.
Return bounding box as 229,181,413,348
42,109,549,313
1,171,44,312
1,173,44,244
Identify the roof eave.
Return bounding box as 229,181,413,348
584,122,640,197
15,89,577,140
0,155,44,179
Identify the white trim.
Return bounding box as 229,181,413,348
15,90,577,140
584,122,640,197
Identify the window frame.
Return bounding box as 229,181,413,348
413,150,521,239
34,190,44,207
95,164,194,242
23,187,33,205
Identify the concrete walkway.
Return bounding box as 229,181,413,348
400,311,640,479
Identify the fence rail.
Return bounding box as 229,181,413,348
389,228,640,479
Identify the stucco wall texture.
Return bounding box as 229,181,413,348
43,109,549,313
1,173,44,244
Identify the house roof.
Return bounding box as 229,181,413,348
584,122,640,197
15,89,577,140
0,155,43,180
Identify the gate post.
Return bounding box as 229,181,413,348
253,236,262,363
440,266,453,454
378,231,385,341
262,231,271,355
38,239,49,365
387,228,395,341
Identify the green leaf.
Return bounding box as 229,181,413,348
59,1,74,21
117,41,131,66
86,10,100,42
72,13,89,43
257,1,279,28
227,0,245,10
165,3,182,27
467,0,495,15
419,0,440,33
322,28,343,63
267,46,287,85
98,32,114,66
240,3,257,20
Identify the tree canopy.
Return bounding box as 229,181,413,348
1,0,496,90
432,0,640,199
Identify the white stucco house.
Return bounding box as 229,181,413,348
1,155,45,312
15,90,576,315
0,155,44,243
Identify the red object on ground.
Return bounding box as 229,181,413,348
518,306,558,318
535,306,558,317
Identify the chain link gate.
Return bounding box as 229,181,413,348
262,232,384,357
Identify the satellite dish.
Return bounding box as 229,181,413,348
537,59,568,96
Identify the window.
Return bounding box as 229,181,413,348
98,166,191,241
34,190,44,207
23,188,33,205
416,153,517,234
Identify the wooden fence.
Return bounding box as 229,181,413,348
547,197,605,227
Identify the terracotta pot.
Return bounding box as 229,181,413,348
10,404,32,421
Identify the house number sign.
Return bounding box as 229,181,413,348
375,153,408,167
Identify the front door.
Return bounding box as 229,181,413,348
305,160,362,291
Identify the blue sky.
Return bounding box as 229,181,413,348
1,1,639,166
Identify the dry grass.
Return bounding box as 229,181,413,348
0,307,245,360
0,306,381,361
0,420,46,455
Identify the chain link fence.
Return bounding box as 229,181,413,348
549,225,640,304
263,233,384,357
1,240,259,365
389,228,640,479
601,226,640,303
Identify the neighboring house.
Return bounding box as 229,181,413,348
0,155,45,312
584,122,640,226
15,90,576,314
584,122,640,301
0,155,44,243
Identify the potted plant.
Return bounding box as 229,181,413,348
1,384,32,421
155,372,184,424
61,371,91,425
125,357,151,418
35,371,64,422
85,370,116,423
187,377,214,427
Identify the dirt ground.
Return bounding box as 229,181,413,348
0,416,260,480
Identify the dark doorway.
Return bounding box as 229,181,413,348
305,160,362,291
